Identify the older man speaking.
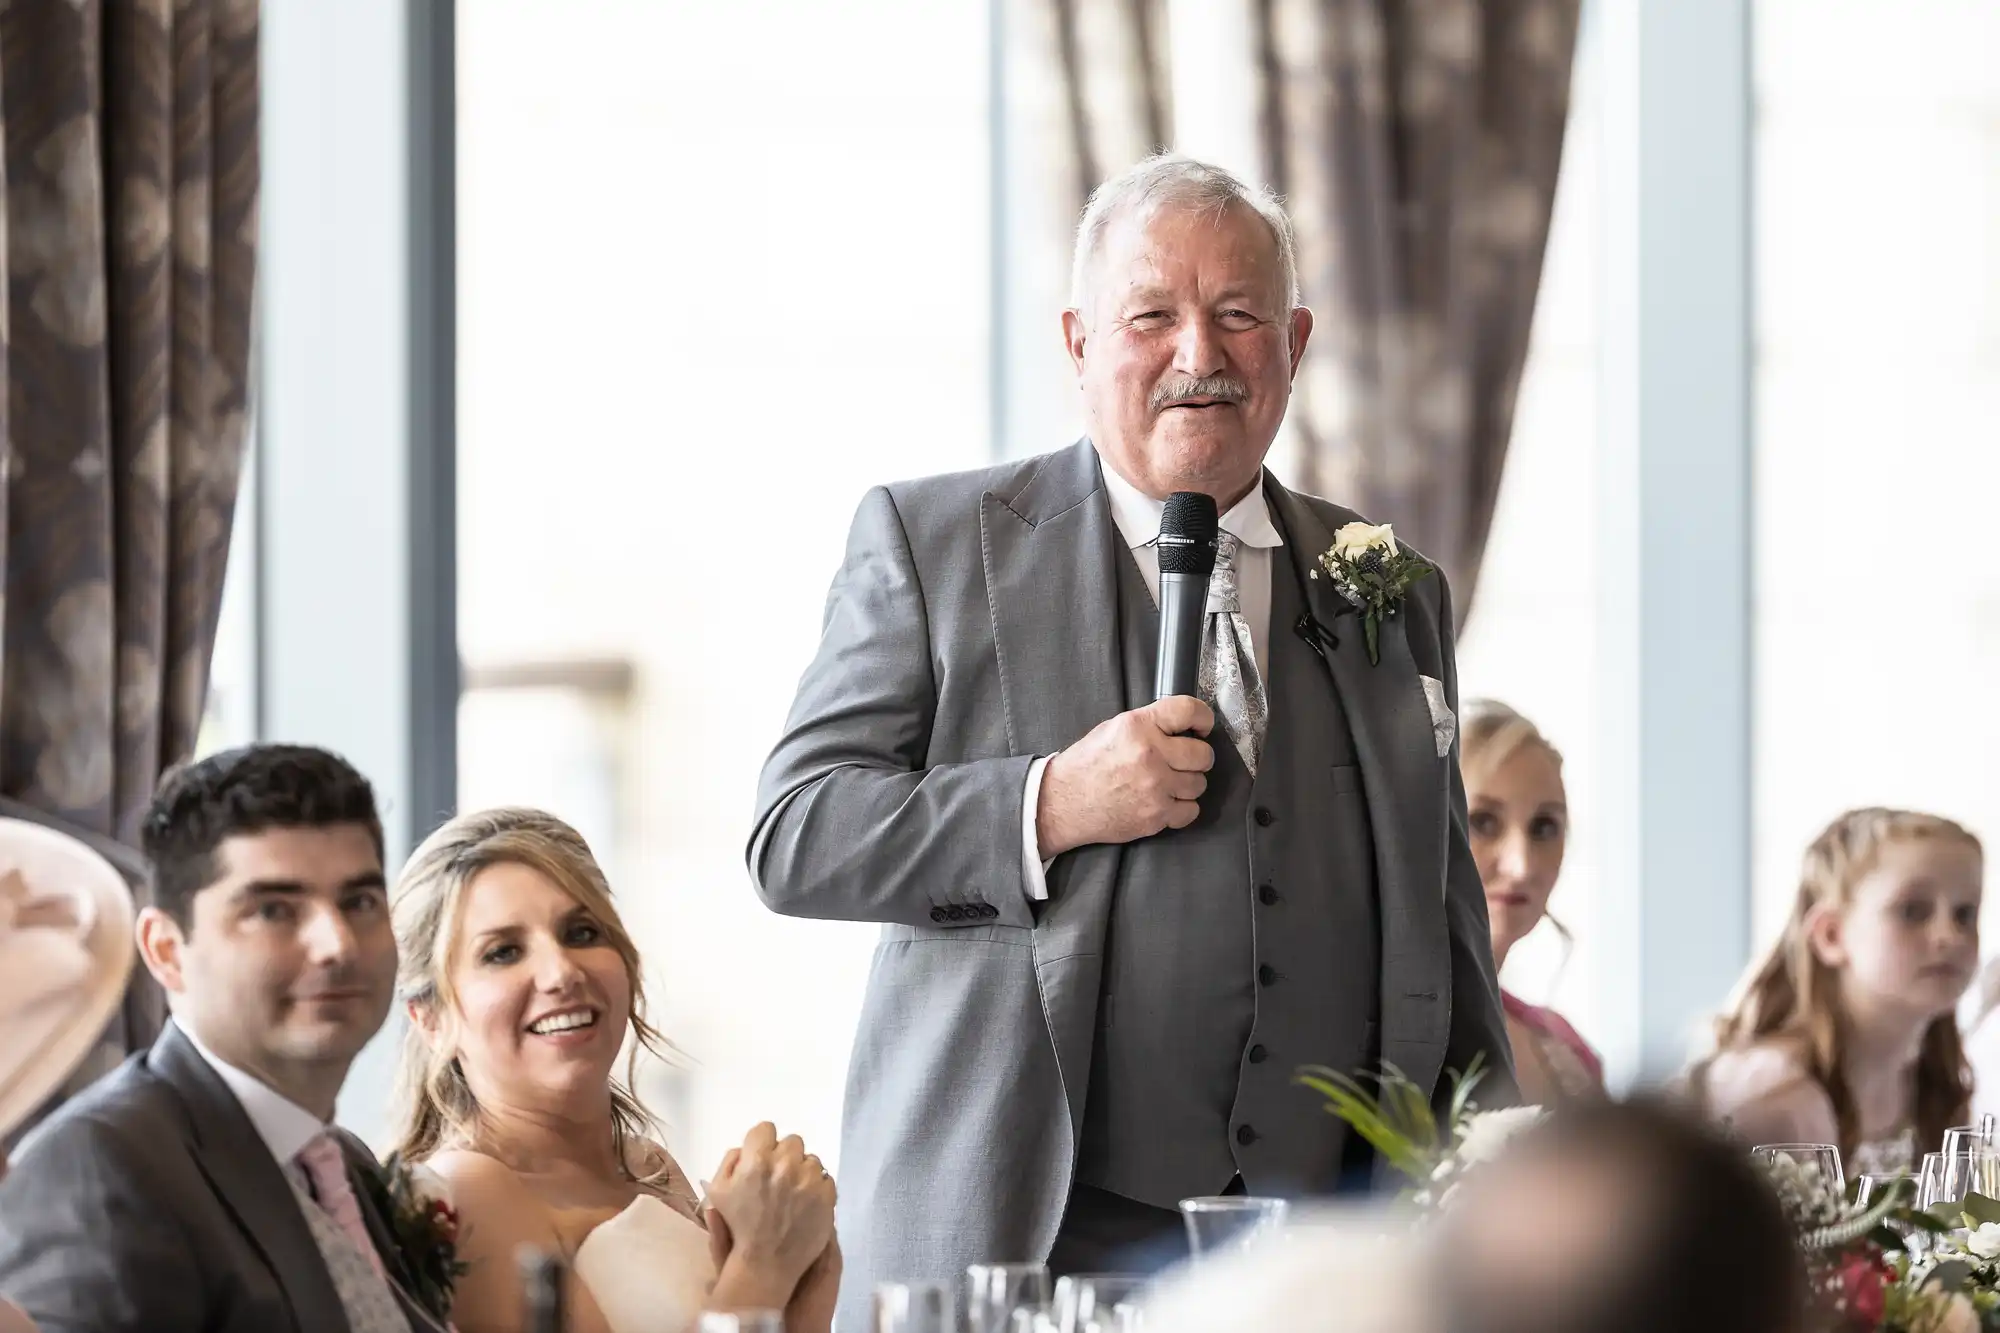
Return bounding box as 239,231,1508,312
750,154,1514,1319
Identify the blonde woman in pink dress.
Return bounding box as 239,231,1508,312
1461,702,1603,1106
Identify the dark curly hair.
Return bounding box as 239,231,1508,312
142,744,383,929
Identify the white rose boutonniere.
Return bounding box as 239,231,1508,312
1330,522,1400,561
1311,521,1435,665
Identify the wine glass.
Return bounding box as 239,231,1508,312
966,1264,1051,1333
699,1316,785,1333
1052,1276,1145,1333
1177,1196,1289,1257
1751,1142,1845,1195
876,1281,960,1333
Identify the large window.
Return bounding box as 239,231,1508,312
1751,0,2000,945
199,443,258,758
456,0,994,1173
1453,27,1603,1046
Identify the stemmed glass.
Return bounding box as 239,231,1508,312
1751,1142,1846,1195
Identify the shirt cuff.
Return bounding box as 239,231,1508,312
1022,754,1057,901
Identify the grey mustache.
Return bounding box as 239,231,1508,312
1151,375,1248,411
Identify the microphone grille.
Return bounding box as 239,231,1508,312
1157,491,1220,576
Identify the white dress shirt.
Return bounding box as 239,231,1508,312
1020,456,1285,900
180,1022,329,1173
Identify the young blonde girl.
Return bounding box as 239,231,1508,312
1691,808,1983,1174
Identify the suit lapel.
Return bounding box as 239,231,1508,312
340,1138,409,1286
980,439,1126,1134
153,1026,354,1333
340,1137,447,1333
1264,484,1451,1083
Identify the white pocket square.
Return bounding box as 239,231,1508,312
1420,676,1456,758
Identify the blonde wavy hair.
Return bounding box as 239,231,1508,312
1459,700,1573,962
1460,699,1564,787
388,807,670,1173
1702,808,1981,1161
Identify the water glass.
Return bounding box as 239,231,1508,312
1945,1123,1997,1159
966,1264,1051,1333
1751,1142,1845,1195
1077,1307,1144,1333
1920,1152,1949,1209
1855,1172,1914,1209
699,1316,785,1333
1940,1147,2000,1207
1178,1196,1290,1257
876,1281,960,1333
1052,1275,1145,1333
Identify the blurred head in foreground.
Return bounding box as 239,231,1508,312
1439,1098,1808,1333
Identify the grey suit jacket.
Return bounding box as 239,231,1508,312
0,1023,443,1333
749,441,1513,1318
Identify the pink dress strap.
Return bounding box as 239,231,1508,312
1503,990,1604,1095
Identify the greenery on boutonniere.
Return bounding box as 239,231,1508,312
362,1152,470,1321
1309,521,1435,666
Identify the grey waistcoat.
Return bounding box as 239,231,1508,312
1075,541,1383,1207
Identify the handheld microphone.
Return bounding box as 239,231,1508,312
1154,491,1220,701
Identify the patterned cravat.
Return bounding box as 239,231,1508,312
1198,532,1269,776
294,1133,410,1333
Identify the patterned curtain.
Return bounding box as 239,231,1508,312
1042,0,1175,219
1254,0,1581,627
0,0,260,1075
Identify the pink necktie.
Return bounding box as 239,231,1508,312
295,1132,389,1278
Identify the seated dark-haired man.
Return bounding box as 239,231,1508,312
0,744,445,1333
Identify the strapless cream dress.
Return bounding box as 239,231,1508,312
570,1195,718,1333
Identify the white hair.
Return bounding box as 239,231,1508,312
1068,152,1301,319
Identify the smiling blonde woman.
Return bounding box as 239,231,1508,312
389,807,838,1333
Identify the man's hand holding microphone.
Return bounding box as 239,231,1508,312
1035,490,1222,860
